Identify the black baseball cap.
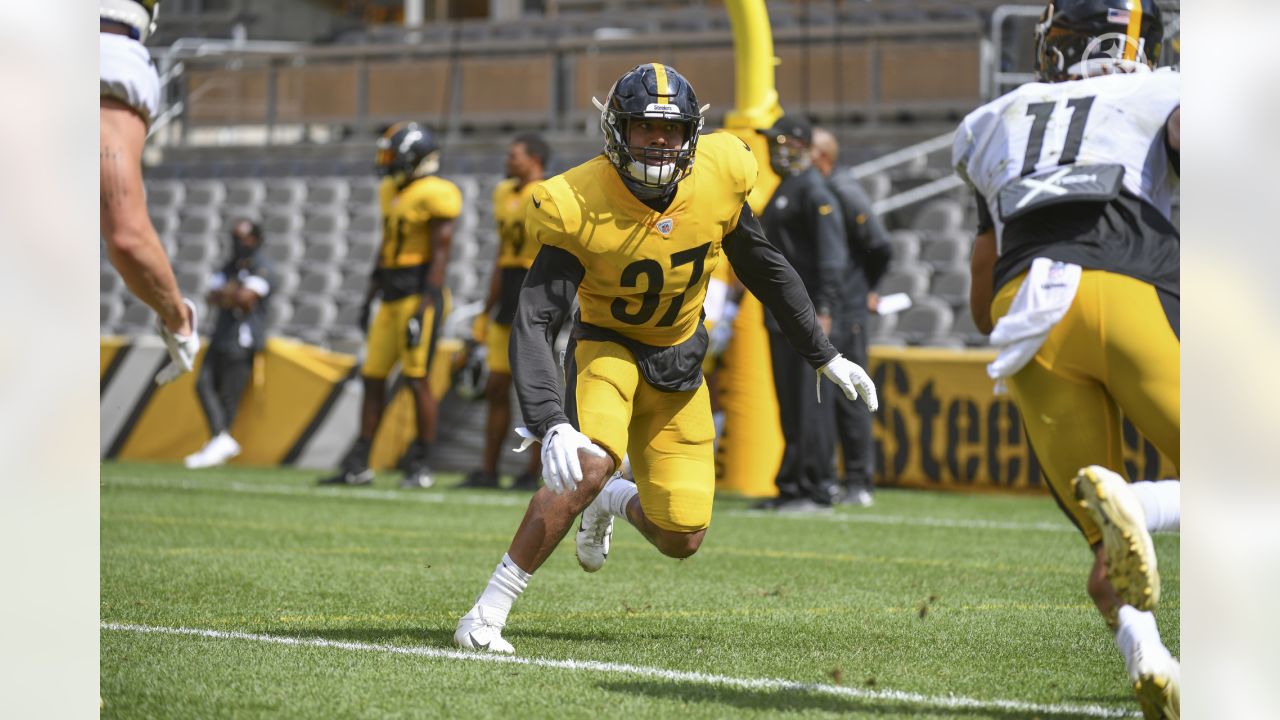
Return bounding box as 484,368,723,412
761,115,813,145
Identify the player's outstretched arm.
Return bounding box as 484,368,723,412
723,203,876,410
100,97,190,337
509,245,585,439
969,230,997,335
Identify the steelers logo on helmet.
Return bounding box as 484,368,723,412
376,122,442,187
1033,0,1163,83
592,63,706,194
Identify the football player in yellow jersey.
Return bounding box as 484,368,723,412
459,135,550,491
455,64,879,654
319,123,462,488
101,0,199,385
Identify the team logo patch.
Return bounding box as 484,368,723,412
655,217,674,235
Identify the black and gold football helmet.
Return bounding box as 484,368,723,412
375,122,441,187
594,63,705,194
1035,0,1164,82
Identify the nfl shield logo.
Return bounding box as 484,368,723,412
656,218,674,235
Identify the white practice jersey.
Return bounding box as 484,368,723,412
953,68,1179,249
100,32,161,126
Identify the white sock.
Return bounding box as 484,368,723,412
472,553,531,627
604,478,640,525
1114,604,1166,678
1129,480,1180,533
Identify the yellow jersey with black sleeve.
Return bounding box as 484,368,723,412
376,175,462,300
525,131,757,348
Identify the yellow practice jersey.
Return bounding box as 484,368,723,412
377,175,463,270
493,178,543,270
526,132,758,347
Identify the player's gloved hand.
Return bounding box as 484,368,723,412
540,423,607,495
406,315,424,349
358,301,372,334
156,298,200,386
817,354,878,411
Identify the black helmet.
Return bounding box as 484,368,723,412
375,122,441,186
595,63,705,193
761,115,814,176
1035,0,1164,82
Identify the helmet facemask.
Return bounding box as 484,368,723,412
593,64,707,196
1034,1,1162,83
376,122,441,187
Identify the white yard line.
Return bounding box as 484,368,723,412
105,475,1078,534
102,622,1137,718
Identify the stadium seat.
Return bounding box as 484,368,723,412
100,266,123,295
897,297,955,346
174,264,209,297
888,230,921,268
339,268,371,299
307,178,351,208
175,235,220,265
290,296,338,326
144,179,184,209
266,298,294,329
951,306,989,347
920,232,971,271
930,268,972,308
334,300,367,330
265,179,308,207
263,210,304,236
101,295,124,327
184,180,227,208
148,209,180,239
224,179,266,207
120,300,154,331
347,178,380,210
177,210,222,236
263,233,305,266
911,198,965,236
303,209,350,236
296,267,342,297
220,206,261,232
301,234,349,267
348,212,380,235
862,172,892,203
273,267,301,297
346,237,379,266
878,264,931,299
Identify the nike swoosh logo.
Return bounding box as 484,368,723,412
468,632,491,650
532,197,541,208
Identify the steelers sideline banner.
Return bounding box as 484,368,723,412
864,346,1177,494
100,336,458,471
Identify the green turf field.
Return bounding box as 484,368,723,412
100,462,1178,719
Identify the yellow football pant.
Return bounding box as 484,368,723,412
485,322,512,375
363,294,438,380
570,339,716,533
992,270,1179,545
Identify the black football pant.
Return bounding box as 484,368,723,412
768,329,838,503
196,347,254,436
831,313,875,493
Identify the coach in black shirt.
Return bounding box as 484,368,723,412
185,218,274,469
811,127,894,506
757,116,849,510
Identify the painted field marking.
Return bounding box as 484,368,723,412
102,623,1138,718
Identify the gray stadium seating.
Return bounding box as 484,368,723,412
950,306,989,347
297,267,343,297
300,234,348,267
920,232,971,271
289,297,338,331
175,235,220,265
897,297,955,346
307,178,351,208
273,267,301,297
888,230,921,268
264,233,305,265
178,209,221,236
878,264,932,299
149,210,180,238
184,180,227,208
224,179,266,207
174,264,209,297
144,179,184,210
347,179,380,209
348,211,380,235
101,295,124,327
266,178,308,207
930,268,972,308
101,266,123,295
266,298,293,329
911,198,965,236
303,209,349,236
346,238,379,266
263,210,304,236
120,300,154,329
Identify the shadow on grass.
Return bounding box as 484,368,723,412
596,678,1128,720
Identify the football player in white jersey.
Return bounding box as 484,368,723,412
954,1,1180,717
101,0,200,384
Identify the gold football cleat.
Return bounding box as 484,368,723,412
1073,465,1160,611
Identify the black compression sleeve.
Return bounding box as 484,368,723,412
510,245,585,438
723,203,839,368
974,190,994,234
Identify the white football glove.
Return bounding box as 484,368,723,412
156,298,200,386
817,354,878,412
540,422,607,495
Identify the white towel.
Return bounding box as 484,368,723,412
986,258,1082,382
